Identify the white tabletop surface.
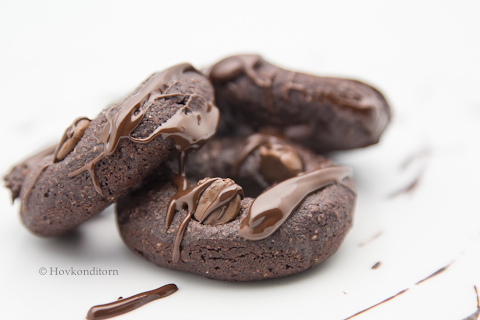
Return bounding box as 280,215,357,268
1,1,479,319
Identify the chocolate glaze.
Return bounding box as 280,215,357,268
69,64,219,195
166,177,243,263
209,54,388,137
23,117,90,201
208,54,270,86
86,284,177,320
208,54,276,112
282,70,388,137
238,166,354,240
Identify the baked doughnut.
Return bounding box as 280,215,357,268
116,135,356,281
205,54,391,153
6,64,219,237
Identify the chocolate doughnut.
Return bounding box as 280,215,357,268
116,135,356,281
205,54,391,153
7,64,219,237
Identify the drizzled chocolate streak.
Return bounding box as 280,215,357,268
344,289,409,319
86,284,178,320
208,54,276,112
415,261,454,285
239,166,354,240
208,54,388,137
230,132,284,178
69,63,219,195
165,176,243,263
282,70,388,137
23,117,90,201
208,54,271,87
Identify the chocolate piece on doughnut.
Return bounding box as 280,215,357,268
174,134,333,197
15,64,218,237
206,54,391,153
117,141,355,281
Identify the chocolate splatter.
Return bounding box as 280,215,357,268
344,289,409,319
372,262,381,270
462,285,479,320
387,173,424,198
358,231,383,247
346,261,455,318
86,284,177,320
388,147,431,198
400,147,432,170
415,261,454,285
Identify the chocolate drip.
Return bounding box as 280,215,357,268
69,64,219,196
231,133,284,178
23,117,90,201
165,177,243,263
238,167,354,240
85,283,177,320
208,54,276,112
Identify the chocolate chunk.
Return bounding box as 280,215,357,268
193,178,243,225
258,142,303,183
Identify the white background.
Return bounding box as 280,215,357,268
1,1,480,319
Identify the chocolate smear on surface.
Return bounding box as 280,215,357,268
388,147,431,199
69,63,219,196
239,166,354,241
358,231,383,247
387,169,425,198
372,262,381,269
86,284,177,320
462,285,479,320
165,177,243,263
415,261,454,285
344,289,409,319
23,117,90,201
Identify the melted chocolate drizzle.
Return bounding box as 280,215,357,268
282,70,387,136
230,133,285,178
69,64,219,196
209,54,387,136
86,284,177,320
238,167,354,240
23,117,90,201
165,176,244,263
208,54,276,112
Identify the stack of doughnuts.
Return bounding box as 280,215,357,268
4,55,390,281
